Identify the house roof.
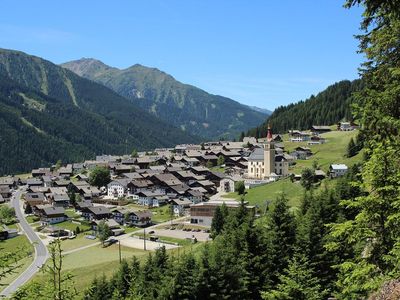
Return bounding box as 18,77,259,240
42,206,65,216
108,178,131,188
151,174,182,186
25,192,46,202
330,164,348,170
88,206,111,215
53,194,70,202
121,172,143,180
171,198,192,206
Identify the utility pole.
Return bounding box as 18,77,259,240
118,240,121,263
143,227,146,251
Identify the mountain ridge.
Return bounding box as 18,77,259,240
61,58,269,139
0,48,198,175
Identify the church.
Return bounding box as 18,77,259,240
247,126,289,179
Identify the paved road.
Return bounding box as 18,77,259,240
0,188,49,298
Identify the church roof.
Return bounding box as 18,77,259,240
248,148,264,161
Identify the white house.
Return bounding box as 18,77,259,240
218,177,235,193
329,164,349,178
107,179,130,199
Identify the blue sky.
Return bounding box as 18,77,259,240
0,1,364,110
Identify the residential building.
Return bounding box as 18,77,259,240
190,200,255,227
329,164,349,178
81,206,111,221
113,208,152,227
39,206,67,225
107,179,130,199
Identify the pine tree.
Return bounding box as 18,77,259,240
347,137,357,157
262,253,323,300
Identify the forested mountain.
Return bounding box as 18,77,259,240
246,80,363,136
61,58,268,139
0,49,198,175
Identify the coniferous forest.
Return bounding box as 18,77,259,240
245,79,363,137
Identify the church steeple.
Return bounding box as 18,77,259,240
267,123,273,142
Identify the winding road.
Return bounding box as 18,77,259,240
0,188,49,298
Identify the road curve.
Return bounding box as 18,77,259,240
0,188,49,298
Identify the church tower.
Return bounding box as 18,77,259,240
263,124,275,177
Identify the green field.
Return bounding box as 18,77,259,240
29,240,204,296
31,243,148,296
59,234,99,252
0,235,34,292
56,220,91,232
125,204,176,224
283,130,363,174
223,178,305,207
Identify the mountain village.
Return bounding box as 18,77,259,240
0,123,356,251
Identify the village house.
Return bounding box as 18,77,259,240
338,121,357,131
218,177,236,193
0,186,12,200
91,219,124,236
81,205,112,221
107,178,130,199
136,190,165,207
38,206,67,225
329,164,348,178
310,125,331,134
290,147,313,160
171,198,192,216
49,193,71,207
112,208,152,227
289,130,311,142
24,192,47,207
190,200,255,227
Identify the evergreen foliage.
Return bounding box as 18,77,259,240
246,80,363,135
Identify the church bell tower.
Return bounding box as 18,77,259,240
263,124,275,177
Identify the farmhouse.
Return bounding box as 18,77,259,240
329,164,349,178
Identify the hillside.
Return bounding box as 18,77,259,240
224,130,363,207
0,49,198,175
246,80,363,136
61,58,268,139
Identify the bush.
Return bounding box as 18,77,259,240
235,181,246,195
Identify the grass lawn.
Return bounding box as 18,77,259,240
26,215,40,224
151,205,174,223
59,233,99,252
0,234,34,292
28,236,205,296
31,243,148,296
210,166,225,173
56,220,91,232
65,209,80,219
284,130,363,174
223,178,305,208
133,232,193,247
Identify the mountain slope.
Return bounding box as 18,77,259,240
0,49,198,175
61,58,268,139
246,80,363,136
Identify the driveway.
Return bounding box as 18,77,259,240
0,188,49,298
